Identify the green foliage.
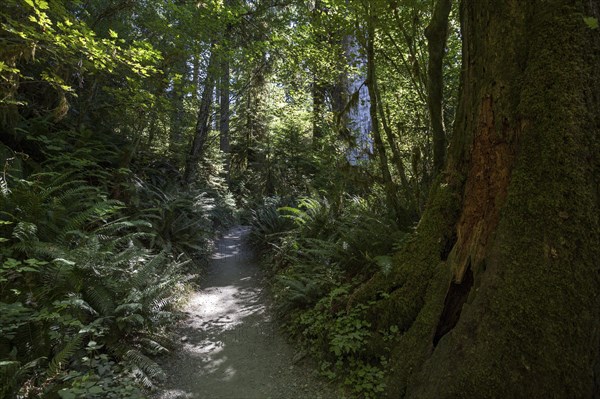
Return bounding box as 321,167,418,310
0,125,232,396
0,0,466,397
247,197,294,250
295,291,387,398
0,176,184,396
251,194,405,397
583,16,599,29
0,0,161,130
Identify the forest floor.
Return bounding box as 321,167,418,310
154,226,337,399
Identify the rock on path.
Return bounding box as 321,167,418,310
154,226,337,399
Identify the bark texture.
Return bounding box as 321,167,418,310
351,1,600,397
219,52,231,180
183,49,217,185
220,0,232,169
366,15,408,226
425,0,452,174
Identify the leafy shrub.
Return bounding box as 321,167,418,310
251,194,406,398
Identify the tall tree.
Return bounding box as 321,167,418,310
183,49,217,185
219,55,231,154
365,9,407,225
425,0,452,174
350,1,600,397
219,0,233,179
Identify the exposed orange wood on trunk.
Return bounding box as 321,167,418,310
449,95,514,281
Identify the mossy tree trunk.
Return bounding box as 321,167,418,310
351,1,600,397
366,11,410,226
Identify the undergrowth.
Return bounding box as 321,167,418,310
250,195,407,398
0,129,236,398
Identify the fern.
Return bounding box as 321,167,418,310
0,131,207,396
130,252,165,290
84,283,116,316
11,221,38,242
0,358,43,399
124,349,166,387
138,337,170,356
0,360,21,398
48,334,84,375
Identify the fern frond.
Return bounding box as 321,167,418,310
138,338,169,355
124,349,166,385
83,283,116,316
12,240,66,260
38,261,79,299
11,222,38,242
130,253,166,290
48,334,84,375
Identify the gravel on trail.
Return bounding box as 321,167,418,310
154,226,338,399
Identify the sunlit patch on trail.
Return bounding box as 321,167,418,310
155,226,330,399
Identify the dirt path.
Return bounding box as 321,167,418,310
155,226,337,399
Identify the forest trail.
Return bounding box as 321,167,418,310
155,226,336,399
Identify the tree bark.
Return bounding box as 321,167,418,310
311,0,326,142
168,54,191,160
425,0,452,175
183,48,217,186
312,80,325,141
375,84,415,214
219,52,231,177
351,1,600,397
366,14,410,226
219,0,232,179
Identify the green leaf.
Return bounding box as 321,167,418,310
3,258,21,269
58,389,77,399
583,17,599,29
18,266,38,272
88,386,104,394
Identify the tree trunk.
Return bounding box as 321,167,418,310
219,53,230,177
351,1,600,397
183,48,217,186
311,0,326,142
168,54,191,161
366,14,409,226
312,80,325,141
425,0,452,175
219,0,232,179
375,84,415,214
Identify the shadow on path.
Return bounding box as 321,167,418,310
155,226,336,399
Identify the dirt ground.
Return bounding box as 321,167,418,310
154,226,338,399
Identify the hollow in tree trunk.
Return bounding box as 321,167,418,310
350,1,600,397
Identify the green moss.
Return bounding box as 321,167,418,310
350,3,600,398
345,177,461,396
349,179,460,310
403,3,600,398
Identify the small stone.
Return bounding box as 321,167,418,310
180,336,188,342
